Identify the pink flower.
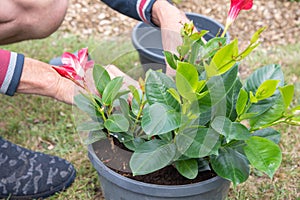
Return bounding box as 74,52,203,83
226,0,253,25
53,47,94,81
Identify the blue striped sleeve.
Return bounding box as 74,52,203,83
101,0,172,26
5,53,24,96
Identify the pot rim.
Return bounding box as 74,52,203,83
88,142,230,197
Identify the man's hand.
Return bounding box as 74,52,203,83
152,0,191,76
17,58,76,104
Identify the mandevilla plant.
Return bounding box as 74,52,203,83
53,0,300,186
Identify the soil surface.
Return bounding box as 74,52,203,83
60,0,300,48
92,138,216,185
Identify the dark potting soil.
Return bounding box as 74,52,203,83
92,137,217,185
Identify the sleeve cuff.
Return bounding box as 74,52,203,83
3,53,25,96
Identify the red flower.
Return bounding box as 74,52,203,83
53,48,94,81
226,0,253,25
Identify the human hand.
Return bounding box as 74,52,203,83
152,0,191,76
17,58,76,104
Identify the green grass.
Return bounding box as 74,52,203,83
0,32,299,199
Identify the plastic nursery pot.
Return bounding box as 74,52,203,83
131,12,230,73
88,139,231,200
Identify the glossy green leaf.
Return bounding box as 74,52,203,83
93,64,111,95
249,91,258,103
211,116,251,143
83,130,107,145
249,95,285,129
167,88,181,104
145,70,179,110
130,140,176,175
226,76,243,121
279,85,294,109
244,65,285,121
128,85,141,105
236,89,248,116
250,27,267,44
255,80,280,101
244,136,282,178
175,159,198,179
102,77,123,106
164,51,177,70
190,30,208,41
142,103,181,136
176,62,199,100
77,120,103,132
176,127,220,158
252,128,281,144
210,147,250,186
200,37,227,60
244,64,284,93
74,94,98,118
206,39,239,78
104,114,129,132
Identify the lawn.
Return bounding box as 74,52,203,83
0,31,299,200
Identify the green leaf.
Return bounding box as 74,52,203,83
279,85,294,109
250,27,266,44
130,140,176,175
206,39,239,78
84,130,107,145
249,91,258,103
77,121,103,132
167,88,181,104
210,147,250,186
244,136,282,178
190,30,208,41
93,64,111,95
211,116,251,143
145,70,179,110
255,80,280,101
74,94,98,118
200,37,227,60
236,89,248,116
175,159,198,179
104,114,129,132
102,77,123,106
244,64,284,93
118,98,130,121
176,127,220,158
249,95,285,129
252,128,281,144
128,86,141,105
164,51,177,70
123,137,145,151
176,62,200,100
142,103,181,136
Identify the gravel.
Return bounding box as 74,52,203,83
59,0,300,48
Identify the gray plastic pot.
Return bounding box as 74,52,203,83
131,12,230,73
88,140,231,200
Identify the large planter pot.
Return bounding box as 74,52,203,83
88,139,231,200
131,13,230,73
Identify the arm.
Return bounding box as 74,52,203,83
0,0,68,45
101,0,191,76
0,49,76,104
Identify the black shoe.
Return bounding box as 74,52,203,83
0,137,76,199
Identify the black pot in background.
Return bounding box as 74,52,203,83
131,13,230,73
